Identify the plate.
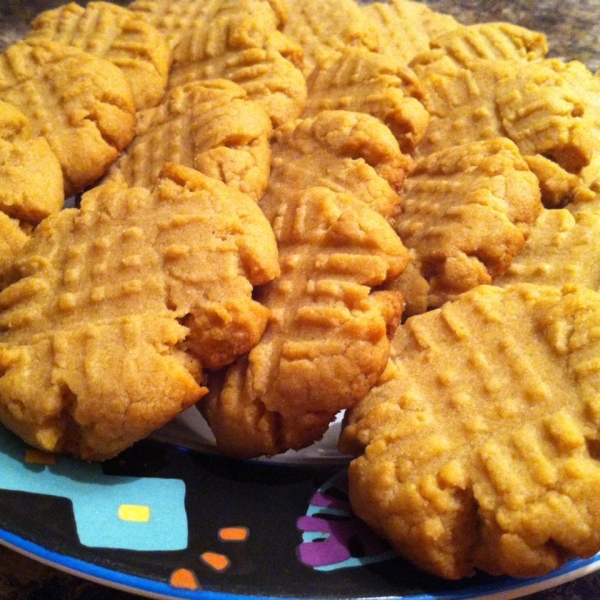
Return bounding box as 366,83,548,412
2,419,600,600
1,1,600,599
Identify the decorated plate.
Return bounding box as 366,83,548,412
1,414,600,600
2,1,600,599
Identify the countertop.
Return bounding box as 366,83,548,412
1,1,600,599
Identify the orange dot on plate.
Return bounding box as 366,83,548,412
170,568,200,590
218,527,249,542
201,551,230,572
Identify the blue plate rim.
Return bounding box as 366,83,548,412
2,508,600,600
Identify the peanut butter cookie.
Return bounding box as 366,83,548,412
0,163,280,460
202,186,408,459
0,40,136,197
341,283,600,580
27,1,172,110
107,79,272,202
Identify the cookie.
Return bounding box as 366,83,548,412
106,79,272,202
0,163,280,460
167,45,306,129
523,154,579,208
27,1,172,111
361,2,433,65
340,283,600,580
0,40,136,197
496,203,600,291
0,136,64,223
411,53,502,157
130,0,288,51
389,138,542,315
281,0,381,76
414,52,600,207
304,47,429,154
0,101,63,223
572,153,600,205
390,0,459,42
201,186,409,459
419,22,548,70
0,100,62,292
128,0,213,49
416,48,600,167
168,0,292,65
0,99,30,141
362,0,458,64
260,110,412,223
0,212,29,289
132,0,306,127
496,59,600,174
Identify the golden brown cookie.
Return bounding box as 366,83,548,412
0,40,136,197
281,0,381,76
0,163,280,460
496,203,600,290
523,154,579,208
130,0,288,51
27,1,172,111
496,59,600,174
167,46,306,129
201,186,409,459
0,100,63,223
131,0,306,127
106,79,272,202
419,22,548,70
169,0,293,65
260,110,412,223
156,165,280,368
411,53,502,157
0,99,30,141
304,47,429,154
340,283,600,580
128,0,212,49
0,212,29,289
362,0,458,64
0,100,62,292
0,136,63,223
390,138,542,315
414,53,600,169
570,152,600,205
361,2,433,65
390,0,459,41
413,53,600,206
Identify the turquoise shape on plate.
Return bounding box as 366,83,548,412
0,426,188,551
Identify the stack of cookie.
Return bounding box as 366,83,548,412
0,0,415,466
3,0,600,584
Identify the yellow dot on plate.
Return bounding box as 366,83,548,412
118,504,151,523
25,449,56,466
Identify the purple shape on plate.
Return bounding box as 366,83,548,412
309,492,351,512
296,470,392,570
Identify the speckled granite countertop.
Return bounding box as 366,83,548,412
1,1,600,599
